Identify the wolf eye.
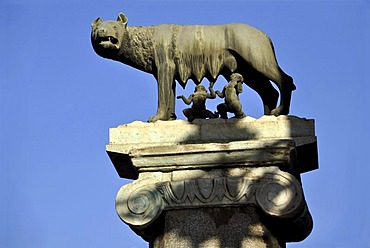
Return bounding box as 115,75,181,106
113,25,118,30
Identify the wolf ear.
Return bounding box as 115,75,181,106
91,17,102,28
117,13,128,28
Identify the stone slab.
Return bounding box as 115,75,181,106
109,115,315,147
107,116,318,179
128,139,296,172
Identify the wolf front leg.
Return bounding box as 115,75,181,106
149,64,176,122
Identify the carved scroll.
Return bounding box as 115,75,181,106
116,170,304,228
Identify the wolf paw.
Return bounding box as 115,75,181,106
148,112,171,122
270,106,289,116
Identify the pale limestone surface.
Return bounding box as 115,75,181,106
108,116,317,247
109,116,315,147
107,116,318,179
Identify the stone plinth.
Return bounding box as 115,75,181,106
107,116,318,248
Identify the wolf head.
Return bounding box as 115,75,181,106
91,13,128,58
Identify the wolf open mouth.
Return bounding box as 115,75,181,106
99,36,118,45
97,35,119,49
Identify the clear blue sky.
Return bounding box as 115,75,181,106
1,0,369,247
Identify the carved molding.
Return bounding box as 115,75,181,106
107,116,318,180
116,170,304,228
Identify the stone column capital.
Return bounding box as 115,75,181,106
116,167,312,241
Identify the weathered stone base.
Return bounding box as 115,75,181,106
152,207,285,248
107,116,318,247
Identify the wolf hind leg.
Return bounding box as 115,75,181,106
270,68,295,116
245,73,279,115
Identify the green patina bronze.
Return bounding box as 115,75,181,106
91,13,295,122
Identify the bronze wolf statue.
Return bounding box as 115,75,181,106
91,13,296,122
